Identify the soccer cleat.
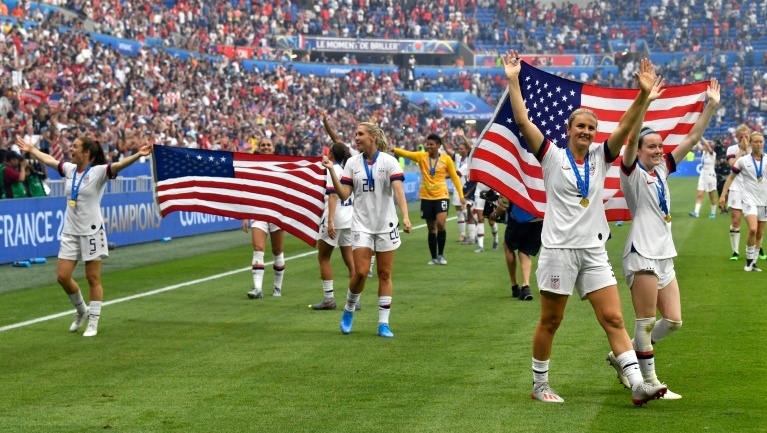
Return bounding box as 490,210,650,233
631,381,667,406
82,321,98,337
247,289,264,299
456,235,465,243
340,310,354,334
531,382,565,403
649,380,682,400
730,252,740,261
377,323,394,338
437,255,448,265
511,285,520,298
760,249,767,260
709,213,716,219
474,247,484,253
311,299,337,310
518,285,533,301
427,258,438,265
69,307,89,332
272,287,282,297
606,352,631,389
492,240,499,250
688,211,699,218
745,260,762,272
461,238,475,245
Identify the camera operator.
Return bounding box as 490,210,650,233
713,137,731,213
2,149,28,198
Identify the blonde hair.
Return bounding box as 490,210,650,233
750,131,764,142
567,108,598,129
736,124,751,136
359,121,390,152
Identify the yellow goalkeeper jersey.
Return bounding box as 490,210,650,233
392,148,464,200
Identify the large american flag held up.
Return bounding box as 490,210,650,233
469,61,708,221
152,145,326,247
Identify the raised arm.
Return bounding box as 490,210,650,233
700,137,714,154
440,129,455,159
623,76,665,168
671,78,721,165
16,136,59,169
503,50,544,154
321,155,352,201
319,109,344,144
606,58,653,157
111,143,152,175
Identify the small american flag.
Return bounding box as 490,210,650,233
469,61,708,221
152,145,326,247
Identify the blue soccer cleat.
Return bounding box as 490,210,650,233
340,310,354,334
377,323,394,338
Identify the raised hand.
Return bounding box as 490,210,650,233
635,58,657,95
648,76,666,103
706,77,721,106
502,50,521,80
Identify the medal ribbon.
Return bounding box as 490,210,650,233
752,155,763,180
566,148,589,201
428,155,438,177
71,165,92,203
638,161,669,217
363,151,379,191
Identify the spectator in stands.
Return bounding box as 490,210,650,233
2,150,28,198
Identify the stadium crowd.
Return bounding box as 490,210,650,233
2,0,767,199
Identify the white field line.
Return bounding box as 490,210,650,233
0,221,436,332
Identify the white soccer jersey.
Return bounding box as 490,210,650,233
537,140,612,249
726,143,750,192
700,149,716,175
324,163,353,229
620,154,678,259
59,162,112,235
733,155,767,206
341,151,404,234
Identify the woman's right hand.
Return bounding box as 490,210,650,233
241,219,249,233
502,50,521,80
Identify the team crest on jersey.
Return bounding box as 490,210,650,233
551,275,560,290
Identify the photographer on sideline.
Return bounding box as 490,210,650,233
489,195,543,301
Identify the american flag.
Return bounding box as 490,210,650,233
152,145,326,247
469,61,708,221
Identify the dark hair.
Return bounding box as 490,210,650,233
426,133,442,146
638,127,659,149
79,136,107,165
329,143,351,167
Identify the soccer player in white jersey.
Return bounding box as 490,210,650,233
610,78,720,401
725,125,752,261
720,131,767,271
244,138,287,300
472,182,500,252
503,51,666,405
689,137,718,218
312,143,356,310
442,128,473,242
16,136,152,337
322,121,412,338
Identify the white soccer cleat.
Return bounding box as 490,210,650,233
83,321,98,337
247,289,264,299
606,351,631,389
531,382,565,403
631,381,667,406
69,307,89,332
650,379,682,400
272,287,282,297
437,255,448,265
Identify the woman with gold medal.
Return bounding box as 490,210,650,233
504,51,667,405
16,136,152,337
720,131,767,272
611,76,720,400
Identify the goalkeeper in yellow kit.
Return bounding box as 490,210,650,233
391,133,466,265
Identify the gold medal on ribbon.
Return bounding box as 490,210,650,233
665,214,672,223
580,198,589,207
68,200,76,207
759,177,764,183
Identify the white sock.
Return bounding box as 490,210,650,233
694,202,701,213
322,280,334,300
491,222,499,242
730,226,740,254
378,296,392,324
251,251,265,291
273,253,285,289
467,223,477,243
476,223,485,249
711,204,717,215
457,210,466,238
532,357,549,385
747,244,756,262
634,317,657,383
88,301,102,322
344,290,360,312
68,291,87,315
615,350,643,387
650,318,682,344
